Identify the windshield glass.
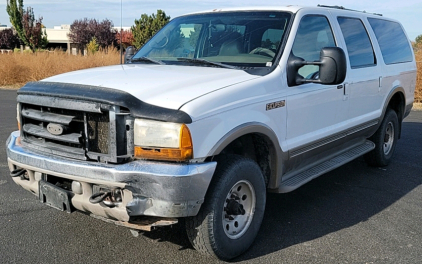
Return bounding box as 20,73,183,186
132,11,291,68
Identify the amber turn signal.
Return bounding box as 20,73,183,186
134,124,193,161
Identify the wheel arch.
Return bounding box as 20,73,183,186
207,122,285,189
381,86,406,139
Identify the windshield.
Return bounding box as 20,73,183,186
132,11,291,68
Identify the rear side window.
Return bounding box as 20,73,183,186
337,17,376,68
368,18,413,64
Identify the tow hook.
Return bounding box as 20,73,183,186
89,188,123,208
10,168,27,180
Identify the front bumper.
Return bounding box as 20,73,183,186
6,131,216,221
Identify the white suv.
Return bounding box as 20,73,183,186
6,5,416,260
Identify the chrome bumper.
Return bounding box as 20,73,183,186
6,131,216,221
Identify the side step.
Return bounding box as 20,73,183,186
279,140,375,193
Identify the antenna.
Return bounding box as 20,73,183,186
120,0,123,64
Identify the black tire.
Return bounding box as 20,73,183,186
365,109,399,167
185,155,266,260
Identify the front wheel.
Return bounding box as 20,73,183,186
185,155,266,260
365,109,399,167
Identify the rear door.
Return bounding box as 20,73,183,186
335,15,382,126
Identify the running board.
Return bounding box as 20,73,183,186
279,140,375,193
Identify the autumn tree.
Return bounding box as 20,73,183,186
0,28,20,49
21,7,48,51
116,29,134,48
6,0,47,52
68,18,116,54
90,19,116,48
67,18,90,52
132,10,170,49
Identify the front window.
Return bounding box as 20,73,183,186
291,15,336,79
132,11,291,69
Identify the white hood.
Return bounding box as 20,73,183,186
42,64,260,110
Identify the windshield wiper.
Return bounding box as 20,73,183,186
177,58,237,69
130,56,165,65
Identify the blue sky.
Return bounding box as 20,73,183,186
0,0,421,41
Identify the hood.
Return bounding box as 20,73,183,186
42,64,260,110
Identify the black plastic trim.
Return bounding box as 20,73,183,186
18,82,192,124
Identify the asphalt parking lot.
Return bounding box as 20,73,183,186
1,88,421,263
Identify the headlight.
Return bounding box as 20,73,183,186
133,119,193,161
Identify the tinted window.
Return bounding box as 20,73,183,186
368,18,413,64
292,15,336,79
337,17,375,68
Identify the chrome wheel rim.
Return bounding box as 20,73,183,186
383,121,394,155
222,180,256,239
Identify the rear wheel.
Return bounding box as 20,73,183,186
365,109,399,167
185,155,266,260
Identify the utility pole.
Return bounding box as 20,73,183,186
120,0,123,64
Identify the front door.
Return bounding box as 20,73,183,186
285,13,348,157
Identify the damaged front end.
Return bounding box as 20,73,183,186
6,82,216,230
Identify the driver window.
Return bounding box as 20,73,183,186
292,15,336,79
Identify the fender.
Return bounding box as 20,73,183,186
380,86,407,138
207,122,287,189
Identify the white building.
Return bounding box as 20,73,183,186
0,24,11,31
45,25,72,51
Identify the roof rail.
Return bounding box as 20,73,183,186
317,4,382,16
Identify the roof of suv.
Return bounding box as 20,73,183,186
184,5,303,16
184,5,384,19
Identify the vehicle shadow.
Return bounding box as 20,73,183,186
138,121,422,262
235,121,422,261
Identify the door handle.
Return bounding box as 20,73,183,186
342,82,349,101
337,83,347,95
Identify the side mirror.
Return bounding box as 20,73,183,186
287,47,347,86
124,46,136,64
319,47,347,85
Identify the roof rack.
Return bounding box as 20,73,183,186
317,5,382,16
